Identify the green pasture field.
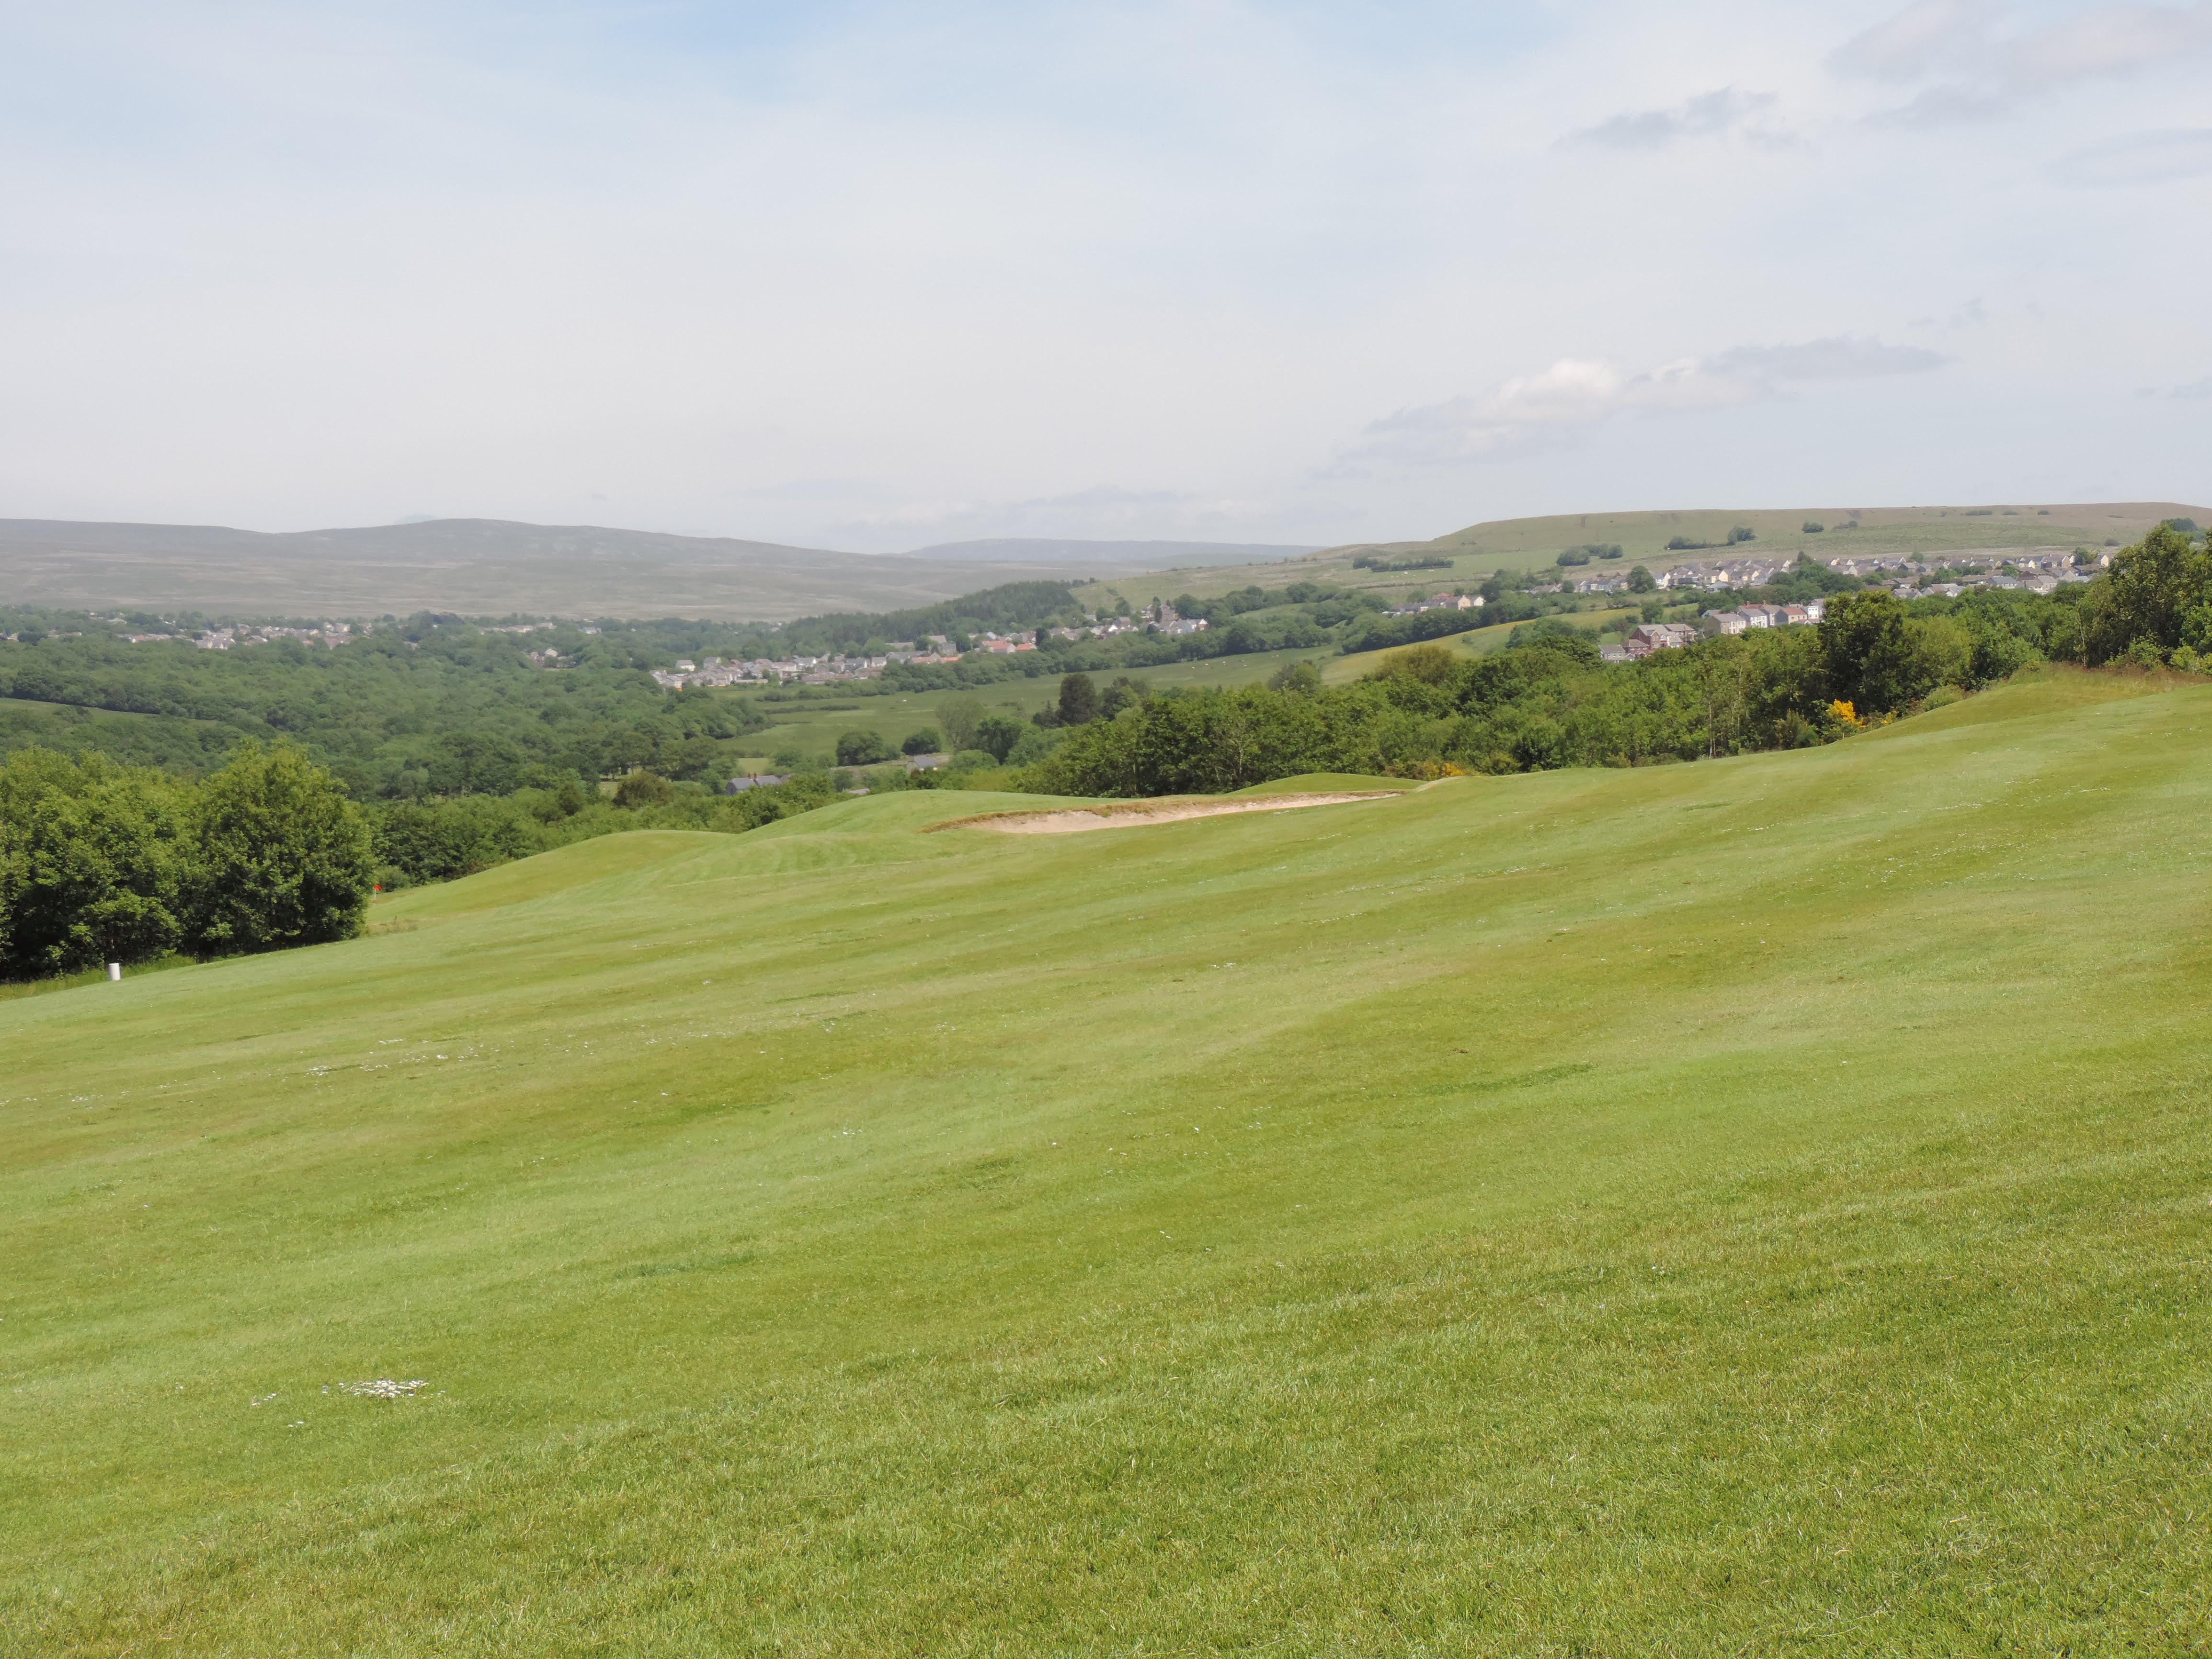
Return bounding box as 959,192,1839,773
6,669,2212,1653
0,695,242,769
1318,607,1646,685
738,643,1336,762
0,695,232,735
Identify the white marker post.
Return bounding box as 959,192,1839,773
107,963,122,982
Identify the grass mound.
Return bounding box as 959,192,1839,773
1229,771,1419,795
6,682,2212,1653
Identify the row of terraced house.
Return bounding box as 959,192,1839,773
1599,605,1824,663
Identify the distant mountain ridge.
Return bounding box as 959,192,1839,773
902,537,1320,565
0,517,1331,620
0,516,846,568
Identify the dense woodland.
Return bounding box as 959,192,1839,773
3,525,2209,979
0,611,765,792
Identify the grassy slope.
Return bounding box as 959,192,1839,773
6,675,2212,1654
0,696,241,763
1416,500,2203,565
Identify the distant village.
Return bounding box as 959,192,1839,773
1557,546,2104,600
1587,547,2107,659
651,600,1201,688
97,618,603,652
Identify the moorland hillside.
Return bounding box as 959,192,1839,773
5,669,2209,1652
0,519,1301,621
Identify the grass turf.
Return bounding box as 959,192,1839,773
4,669,2211,1653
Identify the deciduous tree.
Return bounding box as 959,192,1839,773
1057,673,1101,726
188,742,375,955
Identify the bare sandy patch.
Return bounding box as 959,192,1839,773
937,793,1397,835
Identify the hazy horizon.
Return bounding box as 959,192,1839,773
4,2,2209,552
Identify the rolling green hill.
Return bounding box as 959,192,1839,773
5,670,2210,1653
1412,500,2203,565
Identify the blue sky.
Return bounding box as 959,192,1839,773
1,1,2208,550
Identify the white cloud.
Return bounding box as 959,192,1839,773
2050,126,2212,184
1564,87,1790,150
1832,0,1996,80
1337,339,1950,469
1704,338,1951,379
1836,0,2212,123
2140,374,2212,398
2011,2,2212,83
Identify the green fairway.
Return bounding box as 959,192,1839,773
6,670,2212,1653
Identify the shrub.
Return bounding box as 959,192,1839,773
373,796,544,884
901,728,943,756
834,729,893,766
1057,674,1100,726
614,770,673,808
1373,644,1460,685
937,696,984,754
973,715,1026,762
1006,726,1061,766
1098,677,1150,718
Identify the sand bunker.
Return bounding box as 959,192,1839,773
942,792,1396,835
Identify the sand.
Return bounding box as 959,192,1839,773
941,793,1397,834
